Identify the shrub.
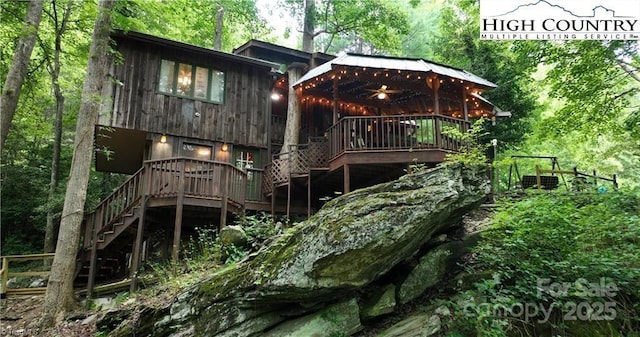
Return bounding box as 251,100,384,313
444,190,640,335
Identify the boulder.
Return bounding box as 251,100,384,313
100,163,489,336
398,244,452,304
378,313,441,337
360,284,396,319
220,225,248,248
262,298,362,337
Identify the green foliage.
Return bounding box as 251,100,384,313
237,212,280,250
282,0,411,54
442,191,640,335
444,118,489,166
112,0,269,52
427,0,538,148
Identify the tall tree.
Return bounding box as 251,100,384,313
0,0,44,154
43,0,76,256
429,0,538,147
40,0,116,327
285,0,410,53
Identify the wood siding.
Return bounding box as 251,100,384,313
105,38,273,148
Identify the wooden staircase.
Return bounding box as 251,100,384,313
78,157,250,296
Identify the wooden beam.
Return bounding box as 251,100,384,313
129,197,147,293
172,161,185,262
307,172,311,218
430,75,441,114
86,206,104,298
333,77,339,124
462,90,469,121
344,164,351,194
220,167,229,228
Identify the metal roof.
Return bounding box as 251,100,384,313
294,53,497,89
470,92,504,112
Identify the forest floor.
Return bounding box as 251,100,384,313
0,208,494,337
0,295,97,337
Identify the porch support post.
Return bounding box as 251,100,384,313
462,90,469,121
130,163,150,292
307,172,311,218
343,164,351,194
220,166,229,228
129,196,147,293
86,206,103,298
333,76,339,124
172,160,185,262
287,171,291,219
432,76,440,114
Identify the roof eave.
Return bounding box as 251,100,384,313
111,30,281,70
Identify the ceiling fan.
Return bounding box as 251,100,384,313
365,85,402,100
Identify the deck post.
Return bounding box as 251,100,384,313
172,160,185,262
344,164,351,194
307,171,311,218
286,173,291,218
462,90,469,121
220,166,229,228
333,77,339,124
1,257,8,298
130,163,150,292
430,75,440,114
86,206,104,298
129,197,147,293
434,117,441,148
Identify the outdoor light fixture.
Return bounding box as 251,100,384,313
271,92,280,101
160,135,167,143
221,143,228,152
377,92,387,100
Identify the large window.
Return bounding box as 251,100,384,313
159,59,225,103
234,148,260,181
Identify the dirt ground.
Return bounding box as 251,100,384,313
0,296,96,337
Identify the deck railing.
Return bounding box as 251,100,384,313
246,168,264,201
1,253,55,296
83,158,248,250
325,114,470,160
83,167,145,249
145,157,247,206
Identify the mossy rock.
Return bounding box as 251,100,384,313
103,163,489,336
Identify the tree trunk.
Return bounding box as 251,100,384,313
45,0,74,257
40,0,115,328
280,63,306,154
213,7,224,50
301,0,315,52
0,0,44,154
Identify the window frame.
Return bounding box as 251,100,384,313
158,59,225,104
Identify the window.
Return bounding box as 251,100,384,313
234,149,259,181
158,59,225,103
182,143,212,160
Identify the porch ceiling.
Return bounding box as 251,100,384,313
294,53,497,89
95,125,147,174
292,53,499,114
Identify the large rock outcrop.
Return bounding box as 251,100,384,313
101,163,489,336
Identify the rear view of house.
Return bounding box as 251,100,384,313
80,31,502,295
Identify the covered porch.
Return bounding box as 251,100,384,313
266,53,500,215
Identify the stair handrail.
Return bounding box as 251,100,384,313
90,166,146,239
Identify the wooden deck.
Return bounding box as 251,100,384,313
266,114,469,189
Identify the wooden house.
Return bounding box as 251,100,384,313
80,31,501,294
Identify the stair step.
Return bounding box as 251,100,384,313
104,231,114,236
